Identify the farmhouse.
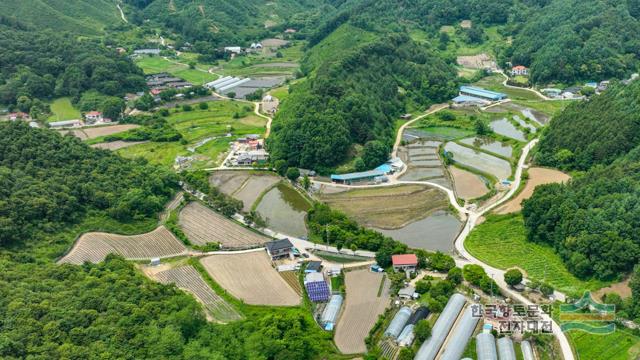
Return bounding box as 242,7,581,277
392,254,418,272
49,119,83,129
134,48,161,56
84,111,104,124
510,65,529,76
459,86,507,101
224,46,242,54
330,169,386,185
265,238,294,260
8,112,30,121
305,261,323,273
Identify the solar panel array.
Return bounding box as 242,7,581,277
306,281,330,302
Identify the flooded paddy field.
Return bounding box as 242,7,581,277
513,115,537,133
373,210,462,253
459,136,513,158
255,183,310,237
444,142,511,180
398,140,451,186
209,171,280,211
489,118,526,141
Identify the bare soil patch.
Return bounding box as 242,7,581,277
200,251,300,306
457,53,496,70
495,167,570,214
261,38,289,47
81,124,140,139
450,166,489,200
319,184,449,229
593,279,632,300
178,202,269,247
59,226,187,264
91,140,148,150
335,270,390,354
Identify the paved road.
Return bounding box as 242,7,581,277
391,103,449,159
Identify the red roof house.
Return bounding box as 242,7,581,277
392,254,418,272
510,65,529,76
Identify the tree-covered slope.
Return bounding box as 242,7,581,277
0,17,146,109
0,0,122,34
523,80,640,281
506,0,640,84
535,81,640,170
268,33,457,169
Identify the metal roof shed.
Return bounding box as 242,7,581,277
414,293,466,360
384,307,413,338
440,305,481,360
497,337,516,360
476,332,498,360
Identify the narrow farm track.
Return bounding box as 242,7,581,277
116,3,127,23
391,103,449,159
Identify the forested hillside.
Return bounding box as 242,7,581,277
0,123,340,359
535,81,640,170
0,0,122,34
507,0,640,84
0,122,176,245
523,81,640,282
268,33,457,169
0,17,145,116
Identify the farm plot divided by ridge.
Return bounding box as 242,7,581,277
335,270,390,354
319,185,449,229
59,226,187,264
178,202,269,247
153,265,242,323
444,142,511,180
495,167,570,214
200,251,300,306
397,140,451,188
209,171,280,211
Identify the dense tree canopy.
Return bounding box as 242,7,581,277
268,33,457,169
0,122,177,245
0,17,145,107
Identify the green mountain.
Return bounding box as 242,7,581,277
0,0,123,34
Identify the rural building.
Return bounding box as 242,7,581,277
265,238,294,260
400,113,412,120
304,272,330,302
510,65,528,76
320,294,343,330
8,112,30,121
305,261,322,273
84,111,103,124
133,49,160,56
49,119,83,129
250,42,263,49
235,149,269,166
391,254,418,272
224,46,242,54
398,285,417,300
330,169,386,185
299,169,316,177
284,28,297,33
541,88,562,98
459,86,507,101
452,95,489,107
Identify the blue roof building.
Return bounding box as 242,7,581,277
330,169,385,184
459,86,507,101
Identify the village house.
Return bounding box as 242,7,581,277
284,28,297,34
8,112,30,121
265,239,294,260
510,65,529,76
391,254,418,273
224,46,242,54
84,111,104,124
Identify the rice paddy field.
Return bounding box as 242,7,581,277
465,214,608,296
135,56,217,85
318,184,449,229
209,171,280,211
444,142,511,180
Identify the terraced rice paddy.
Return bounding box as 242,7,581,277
335,270,390,354
398,140,451,187
178,202,269,248
513,115,537,133
449,166,489,200
209,171,280,211
59,226,187,264
255,183,310,237
153,265,242,322
495,167,570,214
460,136,513,158
489,118,526,141
200,251,300,306
444,142,511,180
319,184,449,229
